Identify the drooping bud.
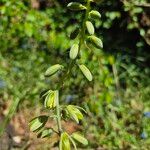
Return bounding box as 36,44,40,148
87,35,103,49
67,2,86,11
89,10,101,19
69,44,79,60
86,21,95,35
79,65,93,81
45,64,64,77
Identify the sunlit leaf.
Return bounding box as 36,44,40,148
66,105,83,123
29,115,48,132
40,90,52,98
68,136,77,150
44,90,57,109
37,128,53,138
60,132,71,150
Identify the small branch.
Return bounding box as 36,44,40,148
50,127,59,134
55,0,92,138
79,0,91,53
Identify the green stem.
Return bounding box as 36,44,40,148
55,0,91,136
56,90,62,135
56,60,74,90
79,0,91,53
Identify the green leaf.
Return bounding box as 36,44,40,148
89,10,101,19
69,44,79,60
79,65,93,81
40,90,52,98
86,21,95,35
29,115,48,132
87,35,103,49
74,106,87,114
45,64,64,77
68,136,77,150
37,128,53,138
66,105,83,124
44,90,57,109
67,2,86,11
70,28,79,40
60,132,71,150
72,132,88,146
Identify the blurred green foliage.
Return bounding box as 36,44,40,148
0,0,150,149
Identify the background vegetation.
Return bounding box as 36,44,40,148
0,0,150,149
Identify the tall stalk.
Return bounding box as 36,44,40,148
56,90,62,134
29,0,103,149
55,0,91,135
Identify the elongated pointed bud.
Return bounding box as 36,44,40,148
89,10,101,19
45,64,64,77
60,132,71,150
86,21,95,35
66,105,83,124
72,132,88,146
37,128,53,138
44,90,57,109
79,65,93,81
87,35,103,49
29,115,48,132
67,2,86,11
69,44,79,60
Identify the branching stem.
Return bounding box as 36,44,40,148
56,90,62,135
55,0,91,136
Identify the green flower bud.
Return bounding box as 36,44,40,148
44,90,57,109
29,115,48,132
79,65,93,81
69,44,79,60
89,10,101,19
60,132,71,150
67,2,86,11
87,35,103,49
86,21,95,35
45,64,64,77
